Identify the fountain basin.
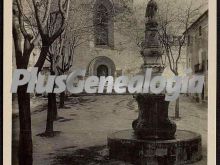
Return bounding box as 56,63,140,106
108,130,202,165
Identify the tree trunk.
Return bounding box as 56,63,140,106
17,85,33,165
59,92,65,108
45,93,57,136
53,96,58,120
34,45,49,70
175,97,180,118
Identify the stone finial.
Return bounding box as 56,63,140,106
140,0,164,75
146,0,158,21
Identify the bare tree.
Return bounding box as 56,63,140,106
54,3,97,107
33,0,70,70
13,0,70,163
56,34,75,108
157,0,205,118
13,1,39,164
45,31,71,111
56,28,90,108
32,0,70,137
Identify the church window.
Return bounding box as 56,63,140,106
95,5,109,46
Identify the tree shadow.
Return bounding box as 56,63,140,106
36,131,61,138
52,145,128,165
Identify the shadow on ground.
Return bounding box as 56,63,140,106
52,145,131,165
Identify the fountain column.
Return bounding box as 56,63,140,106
132,0,176,140
108,1,202,164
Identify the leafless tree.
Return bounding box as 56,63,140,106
13,0,70,163
13,1,39,164
54,3,97,107
157,0,206,118
55,34,75,108
32,0,70,137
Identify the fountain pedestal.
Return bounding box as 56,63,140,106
132,94,176,140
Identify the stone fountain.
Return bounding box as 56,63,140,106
107,0,202,164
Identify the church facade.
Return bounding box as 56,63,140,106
65,0,143,77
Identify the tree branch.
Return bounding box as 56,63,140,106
49,0,70,44
32,0,52,36
16,0,33,40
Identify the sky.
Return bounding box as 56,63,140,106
134,0,207,7
133,0,208,16
132,0,208,32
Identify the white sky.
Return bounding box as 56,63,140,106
133,0,208,14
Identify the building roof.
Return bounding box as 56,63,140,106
184,10,208,34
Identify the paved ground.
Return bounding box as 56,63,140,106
12,95,207,165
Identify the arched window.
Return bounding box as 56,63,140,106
95,5,109,46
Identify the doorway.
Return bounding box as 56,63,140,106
97,65,109,77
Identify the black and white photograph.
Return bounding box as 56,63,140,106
4,0,216,164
